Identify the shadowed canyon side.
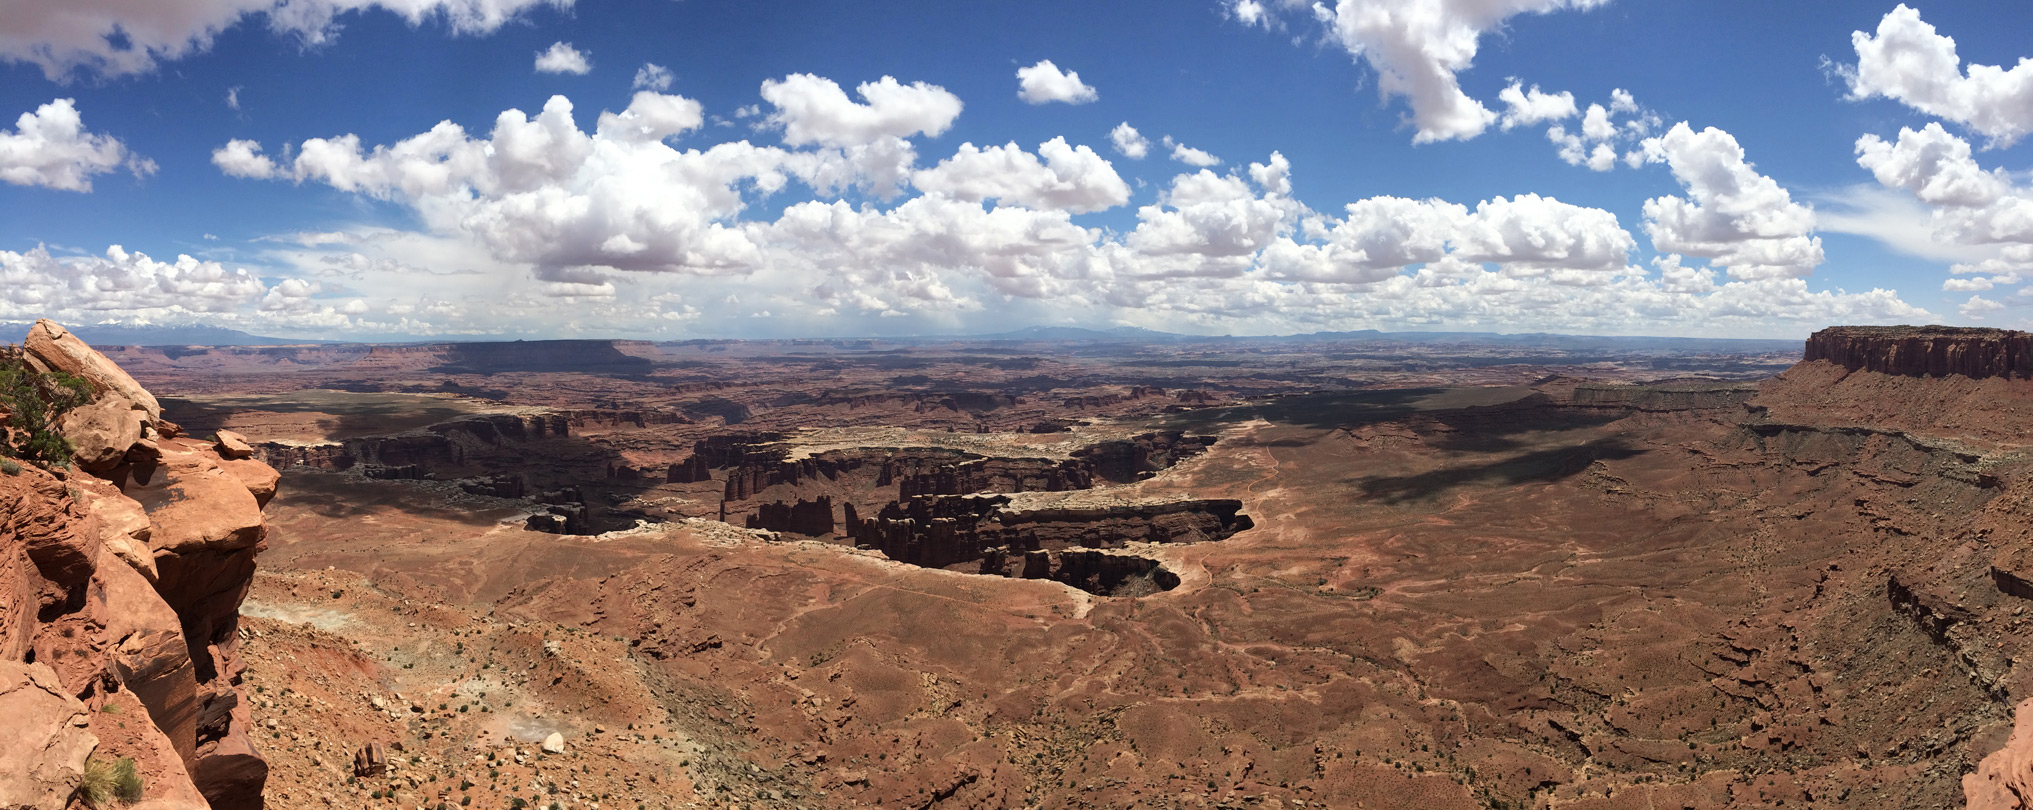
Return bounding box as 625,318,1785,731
2,321,278,810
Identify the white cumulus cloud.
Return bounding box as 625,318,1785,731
0,244,269,318
594,91,705,143
633,63,672,92
1856,122,2007,208
912,138,1130,213
1110,123,1150,159
212,138,280,178
1170,142,1222,167
1228,0,1274,28
1845,4,2033,147
227,93,765,277
1240,0,1610,143
0,98,154,192
1852,123,2033,283
1960,294,2005,318
1497,81,1576,130
1635,123,1823,280
0,0,573,81
1016,60,1099,105
203,85,1932,339
1260,192,1632,284
760,74,963,148
534,41,590,75
1522,89,1655,172
1944,275,2012,292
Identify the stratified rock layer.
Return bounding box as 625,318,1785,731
1805,325,2033,380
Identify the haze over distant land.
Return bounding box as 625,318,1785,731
1,2,2029,340
0,320,1806,358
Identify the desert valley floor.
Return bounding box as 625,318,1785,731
25,327,2033,809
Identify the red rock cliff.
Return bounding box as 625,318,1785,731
3,320,276,810
1804,325,2033,379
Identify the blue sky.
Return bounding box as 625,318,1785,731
1,0,2030,340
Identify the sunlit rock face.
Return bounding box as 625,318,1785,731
3,320,277,810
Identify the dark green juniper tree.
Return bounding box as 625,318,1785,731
0,345,93,466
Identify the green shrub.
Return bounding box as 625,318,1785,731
0,347,92,466
79,755,143,808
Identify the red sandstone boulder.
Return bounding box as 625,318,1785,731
5,468,103,592
125,438,266,555
352,742,388,776
23,319,162,422
191,696,267,810
217,458,279,508
94,545,200,764
1969,697,2033,808
59,395,145,473
0,661,96,810
69,475,157,582
213,430,255,461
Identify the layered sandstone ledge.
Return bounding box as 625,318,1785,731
3,320,275,810
1805,325,2033,380
1753,328,2033,453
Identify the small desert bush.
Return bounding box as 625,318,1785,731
79,755,143,808
0,346,91,466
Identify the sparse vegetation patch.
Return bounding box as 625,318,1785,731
0,345,92,466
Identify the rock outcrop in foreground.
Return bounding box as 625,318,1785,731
3,320,276,810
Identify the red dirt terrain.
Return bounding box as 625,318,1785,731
31,324,2033,809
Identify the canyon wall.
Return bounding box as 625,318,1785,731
1804,325,2033,380
256,413,569,470
846,493,1251,592
3,321,276,810
716,431,1214,508
1566,381,1760,412
1758,327,2033,451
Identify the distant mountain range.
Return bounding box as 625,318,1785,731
948,325,1800,352
0,322,334,347
967,325,1179,340
0,319,1802,353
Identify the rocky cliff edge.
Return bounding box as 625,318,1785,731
3,320,276,810
1804,325,2033,380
